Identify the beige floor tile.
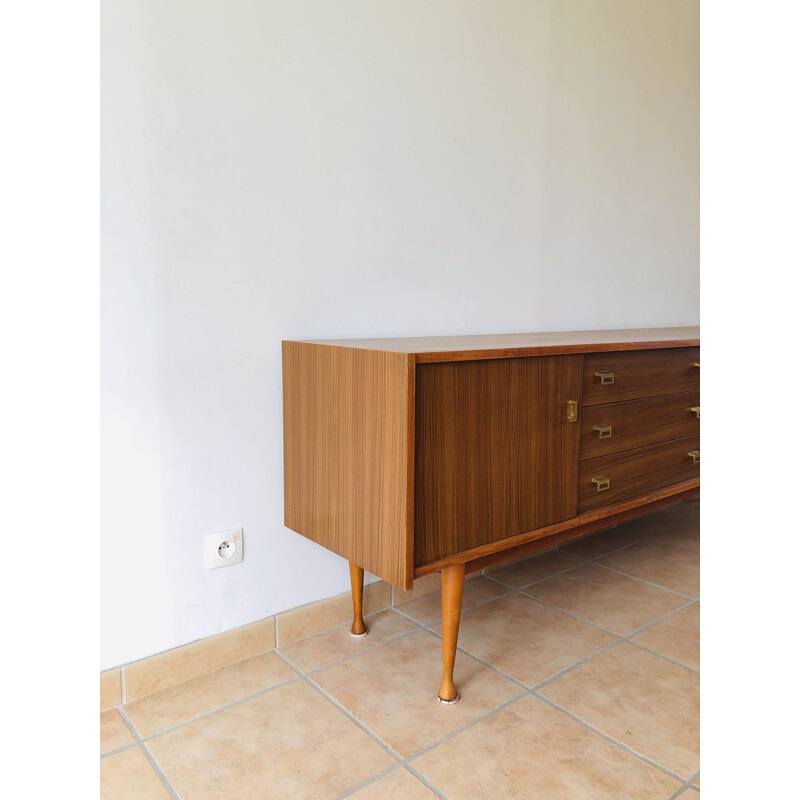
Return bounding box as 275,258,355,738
101,668,121,712
653,517,700,552
661,498,700,524
393,572,441,604
277,581,391,645
393,571,482,605
124,651,297,739
412,694,682,799
558,519,654,560
598,537,699,597
483,543,557,572
100,746,172,800
147,679,395,800
124,615,276,702
486,549,585,589
525,564,686,636
630,603,699,671
394,576,510,626
279,609,418,673
431,593,616,686
540,642,699,779
312,630,523,758
348,767,440,799
101,709,135,755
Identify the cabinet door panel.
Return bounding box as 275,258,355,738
414,356,582,565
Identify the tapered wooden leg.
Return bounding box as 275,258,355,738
349,563,368,636
437,563,466,704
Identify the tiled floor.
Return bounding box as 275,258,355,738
101,498,699,799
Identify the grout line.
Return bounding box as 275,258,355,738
303,629,422,678
530,692,689,784
529,639,626,692
301,672,405,762
393,585,519,629
665,770,701,799
405,693,531,764
138,743,182,800
117,708,181,800
120,668,126,705
622,599,698,639
331,764,403,800
100,741,139,759
390,605,432,629
138,674,303,742
418,626,530,692
481,561,588,591
276,604,393,650
103,505,698,799
402,763,451,799
517,593,629,637
272,648,304,677
402,584,698,690
272,648,407,763
595,563,697,600
625,639,699,674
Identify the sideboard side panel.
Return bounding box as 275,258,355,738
283,342,414,589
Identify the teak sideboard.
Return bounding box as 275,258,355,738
282,327,700,702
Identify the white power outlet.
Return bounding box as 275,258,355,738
203,528,244,570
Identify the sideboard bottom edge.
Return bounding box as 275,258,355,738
413,480,700,579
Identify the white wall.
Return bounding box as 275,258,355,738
101,0,699,669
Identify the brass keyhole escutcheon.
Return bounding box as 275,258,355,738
567,400,578,423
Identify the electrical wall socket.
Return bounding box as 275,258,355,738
203,528,244,570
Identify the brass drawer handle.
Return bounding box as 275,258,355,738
595,371,615,385
688,406,700,419
593,424,613,439
687,450,700,464
691,362,700,368
591,476,611,492
567,400,578,423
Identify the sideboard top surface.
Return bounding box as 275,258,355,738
289,326,700,363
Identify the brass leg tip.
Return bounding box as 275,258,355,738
437,693,460,705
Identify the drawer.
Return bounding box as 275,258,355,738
582,347,700,406
578,434,700,513
579,391,700,460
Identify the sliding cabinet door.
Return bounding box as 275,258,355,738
414,355,582,566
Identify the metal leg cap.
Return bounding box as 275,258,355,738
437,693,460,705
350,628,369,637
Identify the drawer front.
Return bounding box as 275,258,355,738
578,434,700,512
582,347,700,406
580,391,700,460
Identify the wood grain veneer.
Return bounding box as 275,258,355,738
580,391,700,459
282,341,415,589
414,356,582,565
413,479,700,578
283,328,699,702
299,327,699,362
582,347,700,406
578,434,701,513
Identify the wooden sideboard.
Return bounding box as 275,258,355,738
283,327,700,702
